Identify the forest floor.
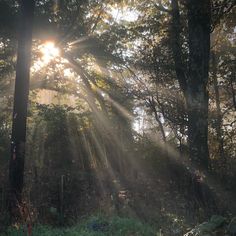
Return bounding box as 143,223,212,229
1,215,157,236
1,155,236,236
79,154,236,235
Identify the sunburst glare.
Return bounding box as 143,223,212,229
40,41,60,63
31,41,61,73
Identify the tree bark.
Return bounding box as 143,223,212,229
186,0,211,169
9,0,35,219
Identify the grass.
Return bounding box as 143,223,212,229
1,215,158,236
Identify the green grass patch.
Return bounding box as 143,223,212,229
1,215,158,236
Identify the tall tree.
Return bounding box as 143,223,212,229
186,0,211,169
9,0,35,218
171,0,211,169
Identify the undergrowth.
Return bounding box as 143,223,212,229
1,215,158,236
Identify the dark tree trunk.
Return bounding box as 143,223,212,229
186,0,211,169
170,0,211,169
186,87,209,169
230,73,236,111
9,0,35,219
170,0,187,95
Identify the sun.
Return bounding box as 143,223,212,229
39,41,60,63
31,41,60,73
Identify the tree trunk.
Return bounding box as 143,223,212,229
230,73,236,111
170,0,211,169
186,0,211,169
186,88,209,169
9,0,35,219
170,0,187,95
